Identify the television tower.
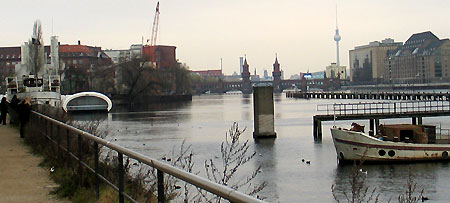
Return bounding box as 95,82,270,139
334,5,341,66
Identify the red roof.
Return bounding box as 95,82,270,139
59,45,94,54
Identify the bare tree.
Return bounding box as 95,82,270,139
28,20,45,78
168,63,192,95
201,123,266,202
118,58,167,102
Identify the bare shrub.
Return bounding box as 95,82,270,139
332,150,379,203
397,168,424,203
199,122,266,202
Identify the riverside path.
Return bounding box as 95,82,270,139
0,124,68,203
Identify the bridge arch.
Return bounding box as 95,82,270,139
62,92,113,112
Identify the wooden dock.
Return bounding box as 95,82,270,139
287,91,450,101
313,100,450,140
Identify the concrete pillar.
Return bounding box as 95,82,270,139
313,118,318,139
253,86,276,138
375,119,380,135
369,119,374,136
313,118,322,141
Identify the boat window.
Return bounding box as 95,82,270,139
399,130,414,142
388,150,396,157
378,150,386,156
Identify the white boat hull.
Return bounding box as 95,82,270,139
330,128,450,162
10,91,61,107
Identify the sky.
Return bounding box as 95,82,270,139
2,0,450,77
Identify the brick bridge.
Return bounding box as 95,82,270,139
191,57,341,94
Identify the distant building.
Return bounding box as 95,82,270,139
261,69,272,81
59,42,112,70
0,40,111,92
300,71,324,79
130,44,142,59
222,73,241,82
349,38,402,84
0,46,25,90
290,74,300,80
239,57,244,74
142,45,177,68
104,49,130,64
251,68,260,81
385,31,450,84
326,63,347,79
190,69,222,78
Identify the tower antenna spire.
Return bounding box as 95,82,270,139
336,4,338,29
333,4,341,66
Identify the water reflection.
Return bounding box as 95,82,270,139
333,163,440,202
254,138,278,201
274,93,282,103
72,94,450,202
114,101,192,112
242,94,251,105
68,112,108,121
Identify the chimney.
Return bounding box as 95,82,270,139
78,40,81,45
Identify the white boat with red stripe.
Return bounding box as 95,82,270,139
330,123,450,163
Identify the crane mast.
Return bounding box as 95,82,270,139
150,1,160,46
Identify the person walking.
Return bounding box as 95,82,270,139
9,95,19,124
18,97,31,138
1,97,8,125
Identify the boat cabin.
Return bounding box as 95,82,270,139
379,124,436,144
23,77,43,87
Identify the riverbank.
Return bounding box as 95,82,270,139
0,124,69,203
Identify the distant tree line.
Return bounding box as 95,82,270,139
61,57,192,103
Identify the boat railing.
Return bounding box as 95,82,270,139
30,110,264,203
317,100,450,116
436,126,450,140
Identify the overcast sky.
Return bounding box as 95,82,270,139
2,0,450,77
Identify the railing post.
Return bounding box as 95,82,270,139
369,119,374,136
45,118,48,136
313,117,318,140
94,142,100,199
66,129,71,168
78,134,83,184
50,121,53,138
56,125,61,158
158,169,165,203
118,152,125,203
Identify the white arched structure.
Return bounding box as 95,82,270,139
62,92,113,112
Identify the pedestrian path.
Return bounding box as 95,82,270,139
0,124,68,203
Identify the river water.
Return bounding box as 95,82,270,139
74,94,450,202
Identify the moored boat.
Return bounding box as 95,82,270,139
330,123,450,163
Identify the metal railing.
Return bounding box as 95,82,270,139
435,124,450,140
317,100,450,116
30,110,264,203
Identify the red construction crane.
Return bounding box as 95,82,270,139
150,1,160,46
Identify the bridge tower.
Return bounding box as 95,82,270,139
272,56,282,93
241,58,252,94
